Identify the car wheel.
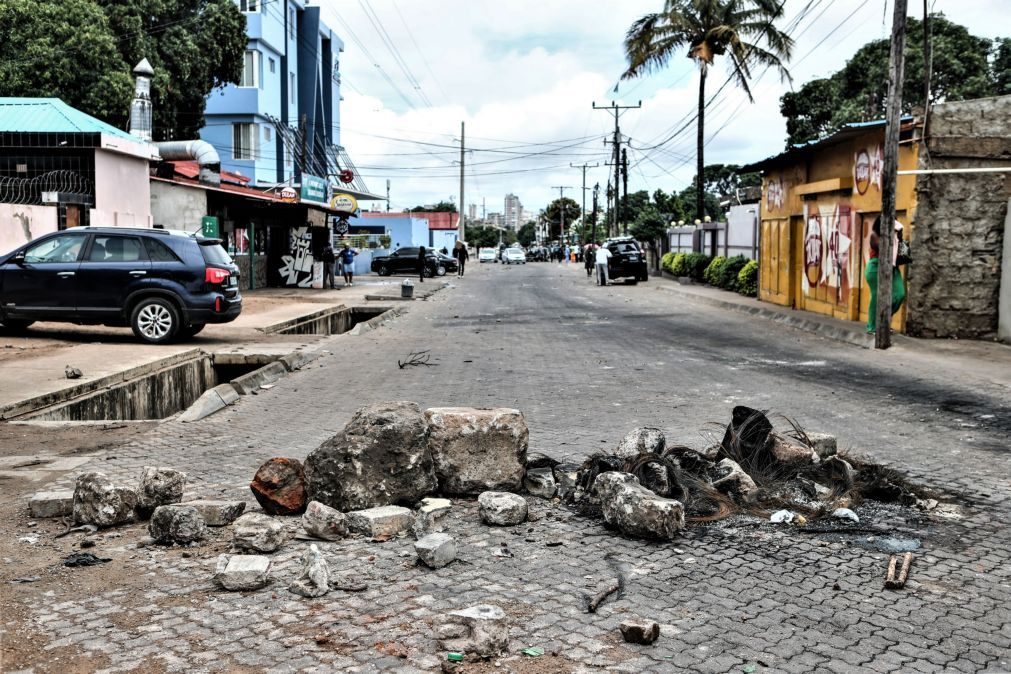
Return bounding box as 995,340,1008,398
378,263,389,276
130,297,180,344
0,318,34,334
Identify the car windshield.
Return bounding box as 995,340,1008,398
23,235,85,263
199,241,233,265
609,242,639,253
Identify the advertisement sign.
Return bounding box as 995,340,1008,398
329,193,358,215
201,215,220,239
279,186,298,203
300,174,328,205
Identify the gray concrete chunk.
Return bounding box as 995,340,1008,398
29,490,74,519
214,554,272,591
183,499,246,527
346,505,414,538
478,491,527,526
414,532,456,569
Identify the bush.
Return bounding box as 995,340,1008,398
683,253,712,281
703,256,727,286
669,252,690,276
737,260,759,297
718,255,749,291
661,251,676,272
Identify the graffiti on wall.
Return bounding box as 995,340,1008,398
803,203,854,304
853,144,884,195
766,177,785,210
278,226,316,287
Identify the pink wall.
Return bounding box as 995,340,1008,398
0,204,58,255
91,149,152,227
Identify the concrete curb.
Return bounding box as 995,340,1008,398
230,361,288,394
179,383,240,423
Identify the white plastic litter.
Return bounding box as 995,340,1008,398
770,510,796,524
832,508,860,523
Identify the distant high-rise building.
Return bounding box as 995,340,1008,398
504,193,522,230
468,203,477,221
488,212,503,228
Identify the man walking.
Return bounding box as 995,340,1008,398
320,243,336,289
339,243,358,287
453,240,469,277
418,246,427,283
594,244,612,286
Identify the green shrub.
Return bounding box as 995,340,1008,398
684,253,712,281
737,260,759,297
661,251,676,272
669,252,690,276
718,255,749,290
703,256,727,285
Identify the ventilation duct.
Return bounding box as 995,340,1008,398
155,140,221,187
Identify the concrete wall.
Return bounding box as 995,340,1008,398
430,229,458,251
91,149,152,227
726,204,760,259
906,95,1011,339
0,204,58,255
150,180,207,231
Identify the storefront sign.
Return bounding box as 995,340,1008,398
279,186,298,203
329,193,358,215
300,174,328,205
201,215,220,238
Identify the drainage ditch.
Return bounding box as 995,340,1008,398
260,306,389,336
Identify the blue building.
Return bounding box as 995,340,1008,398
200,0,342,187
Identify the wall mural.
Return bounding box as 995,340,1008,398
766,177,785,210
278,226,316,287
803,203,854,305
853,144,884,195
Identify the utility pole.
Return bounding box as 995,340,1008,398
593,100,641,237
571,162,599,244
591,182,600,245
459,121,465,242
875,0,909,350
621,148,629,236
551,186,572,241
386,179,390,212
923,0,932,119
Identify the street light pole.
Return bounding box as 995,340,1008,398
459,121,465,243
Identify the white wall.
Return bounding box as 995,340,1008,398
150,181,208,232
0,204,58,255
91,150,152,227
431,230,458,252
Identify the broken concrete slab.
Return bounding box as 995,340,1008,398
178,384,240,423
148,505,207,545
136,467,186,519
768,432,820,466
426,407,528,495
415,532,456,569
214,554,272,591
302,500,348,540
304,401,436,511
523,467,557,499
232,512,286,553
435,604,510,658
183,499,246,527
594,472,684,540
614,427,666,459
478,491,527,526
230,361,287,395
806,432,838,458
29,490,74,519
279,350,322,372
553,463,581,501
249,457,307,516
710,458,759,498
289,544,330,598
412,497,452,539
346,505,414,538
620,619,660,645
73,472,138,528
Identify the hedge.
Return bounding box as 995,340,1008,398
737,260,759,297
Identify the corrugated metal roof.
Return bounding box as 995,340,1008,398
0,97,138,141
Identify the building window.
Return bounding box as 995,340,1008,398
239,0,259,11
264,126,272,142
289,8,296,40
268,57,275,74
233,123,257,160
241,50,260,87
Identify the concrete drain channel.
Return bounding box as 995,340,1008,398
9,305,397,423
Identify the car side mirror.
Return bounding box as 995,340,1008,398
13,250,26,265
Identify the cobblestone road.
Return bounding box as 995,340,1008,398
5,262,1011,673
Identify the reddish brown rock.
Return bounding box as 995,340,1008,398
250,457,307,515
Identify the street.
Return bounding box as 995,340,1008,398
3,263,1010,672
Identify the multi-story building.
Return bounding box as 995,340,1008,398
504,193,522,230
200,0,343,187
487,212,503,228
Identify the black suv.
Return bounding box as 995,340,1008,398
0,227,241,344
605,237,649,284
371,247,457,277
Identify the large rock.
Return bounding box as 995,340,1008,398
302,501,348,540
149,505,207,545
710,458,758,498
425,407,528,495
73,472,138,528
768,433,820,466
29,491,74,519
615,427,666,459
523,467,557,499
594,472,684,540
553,463,582,501
415,532,457,569
136,467,186,519
232,512,286,553
184,500,246,527
478,491,527,526
620,619,660,645
289,544,330,597
435,605,510,658
346,505,414,538
214,555,272,591
250,457,307,515
304,401,436,511
412,497,452,539
806,432,838,458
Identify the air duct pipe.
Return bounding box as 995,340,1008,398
155,140,221,186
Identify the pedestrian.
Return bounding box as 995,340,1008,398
584,244,595,277
865,215,907,334
453,240,469,277
320,242,336,289
339,243,358,287
562,245,570,264
594,244,612,286
418,245,427,283
440,246,449,255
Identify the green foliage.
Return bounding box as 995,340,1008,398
676,185,723,222
718,255,749,290
704,256,727,286
781,16,1000,145
629,204,667,243
378,235,392,249
661,251,677,273
697,164,761,197
544,197,581,239
683,253,712,281
994,38,1011,96
737,260,759,297
517,222,537,247
669,252,691,276
465,225,499,249
410,201,457,213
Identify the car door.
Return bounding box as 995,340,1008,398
75,234,151,320
1,232,86,319
396,248,418,273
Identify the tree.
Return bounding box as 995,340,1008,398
464,225,499,249
676,185,723,222
517,221,537,247
410,201,458,213
619,190,652,227
698,163,760,196
623,0,792,220
781,16,999,145
543,197,581,240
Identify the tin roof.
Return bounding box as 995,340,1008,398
0,98,140,142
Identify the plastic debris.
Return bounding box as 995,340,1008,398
522,647,545,657
770,510,795,524
446,652,464,662
832,508,860,523
63,552,111,567
743,665,758,673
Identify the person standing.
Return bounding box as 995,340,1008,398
865,216,907,333
584,244,595,277
320,243,336,289
339,243,358,287
562,245,570,264
418,245,427,283
453,240,469,277
594,244,612,286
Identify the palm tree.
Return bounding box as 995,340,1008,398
622,0,793,220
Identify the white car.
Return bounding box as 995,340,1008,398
478,248,497,263
503,248,526,264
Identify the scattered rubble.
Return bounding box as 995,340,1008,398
615,427,665,459
806,432,838,458
289,544,330,597
302,500,348,540
415,532,457,569
435,604,510,658
478,492,527,526
346,505,414,538
136,466,186,519
412,497,452,539
427,407,528,494
249,457,307,516
232,512,287,553
63,552,111,567
709,458,758,498
148,505,207,545
523,467,556,499
184,500,246,527
553,463,581,501
832,508,860,523
215,554,272,591
594,472,685,540
619,619,660,645
885,552,913,589
29,490,74,519
73,472,138,528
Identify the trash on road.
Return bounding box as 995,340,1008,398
522,647,545,656
832,508,860,523
770,510,796,524
885,551,913,589
63,552,111,567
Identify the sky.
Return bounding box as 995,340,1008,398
318,0,1006,217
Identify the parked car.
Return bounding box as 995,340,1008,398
502,248,527,265
371,247,456,277
604,237,649,283
0,226,242,344
478,248,497,263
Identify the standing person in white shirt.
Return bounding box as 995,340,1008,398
594,245,612,286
